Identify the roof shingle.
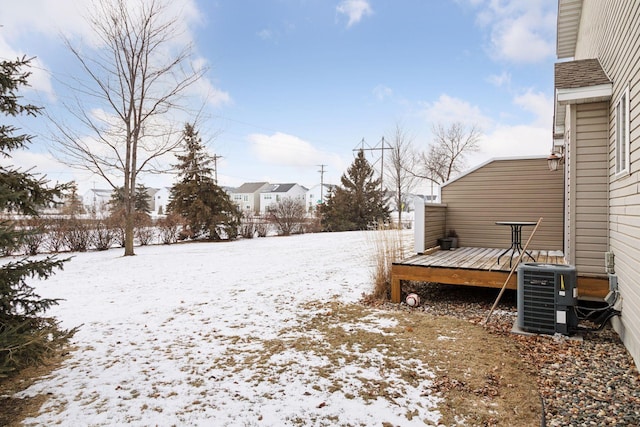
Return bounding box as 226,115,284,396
555,59,611,90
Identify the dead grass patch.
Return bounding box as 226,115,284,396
322,302,541,426
215,301,541,426
0,301,540,426
0,349,71,427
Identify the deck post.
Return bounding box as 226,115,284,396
391,272,402,303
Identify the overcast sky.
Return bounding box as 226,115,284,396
1,0,558,195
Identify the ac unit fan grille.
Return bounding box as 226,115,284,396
522,269,556,334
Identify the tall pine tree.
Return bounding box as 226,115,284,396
0,57,76,377
168,123,240,240
109,184,152,214
321,149,390,231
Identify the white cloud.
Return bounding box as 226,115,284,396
189,57,232,107
420,94,493,130
248,132,338,167
419,90,553,168
469,123,551,167
373,85,393,101
0,0,90,41
1,0,227,109
0,148,98,193
257,29,274,40
0,39,55,100
336,0,373,28
487,71,511,88
464,0,556,64
239,132,346,187
513,89,553,127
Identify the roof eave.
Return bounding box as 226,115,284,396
556,83,613,105
557,0,583,59
554,83,613,135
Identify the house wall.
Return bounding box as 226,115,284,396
232,193,253,213
421,203,447,250
153,188,170,215
573,0,640,367
568,102,609,276
306,184,332,213
440,158,564,250
260,185,307,214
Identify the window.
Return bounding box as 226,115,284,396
615,87,630,175
243,195,249,202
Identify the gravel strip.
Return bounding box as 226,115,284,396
380,282,640,426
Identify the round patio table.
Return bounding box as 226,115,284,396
495,221,537,267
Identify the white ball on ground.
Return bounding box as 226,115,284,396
405,293,420,307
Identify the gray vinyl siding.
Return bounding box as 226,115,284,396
574,0,640,367
440,158,564,250
422,204,447,249
573,103,609,276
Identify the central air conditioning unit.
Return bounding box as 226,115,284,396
517,263,578,335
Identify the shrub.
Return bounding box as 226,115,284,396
63,219,91,252
20,218,47,256
267,198,307,236
107,209,126,248
46,219,67,253
255,219,270,237
92,220,114,251
157,214,182,244
136,225,155,246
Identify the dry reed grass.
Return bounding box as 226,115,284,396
367,228,411,301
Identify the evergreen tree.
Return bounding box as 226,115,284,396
0,57,76,377
61,181,85,216
168,123,240,240
109,185,151,214
320,149,389,231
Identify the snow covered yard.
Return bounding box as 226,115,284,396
17,230,444,426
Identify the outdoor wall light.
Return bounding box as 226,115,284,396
547,151,563,171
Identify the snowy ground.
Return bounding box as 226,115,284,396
16,230,442,426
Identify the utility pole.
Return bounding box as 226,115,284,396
212,154,223,184
317,164,327,204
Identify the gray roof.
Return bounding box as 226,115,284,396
555,59,611,90
265,183,297,193
88,189,112,196
235,182,269,193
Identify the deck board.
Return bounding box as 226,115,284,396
402,247,560,271
391,247,609,302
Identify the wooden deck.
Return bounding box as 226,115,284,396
391,247,609,302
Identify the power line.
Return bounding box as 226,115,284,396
353,136,392,191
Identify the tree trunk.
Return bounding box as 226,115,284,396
124,209,135,256
123,147,136,256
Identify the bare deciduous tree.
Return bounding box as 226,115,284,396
51,0,206,255
416,122,482,185
267,198,307,236
386,123,417,227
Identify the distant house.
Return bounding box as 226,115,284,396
305,184,334,212
231,182,270,214
83,187,168,215
151,187,170,215
83,188,112,214
260,183,307,214
554,0,640,368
